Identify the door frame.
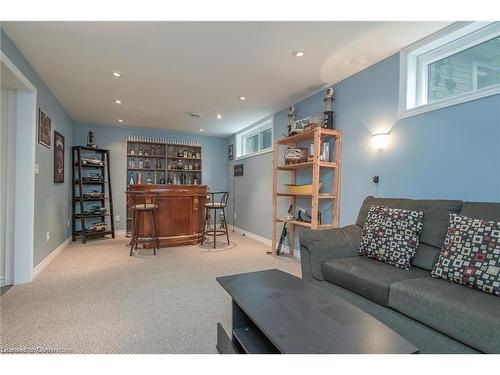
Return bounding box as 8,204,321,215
1,51,37,285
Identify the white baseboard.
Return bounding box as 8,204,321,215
230,225,298,259
33,236,71,279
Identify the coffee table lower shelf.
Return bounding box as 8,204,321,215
217,323,279,354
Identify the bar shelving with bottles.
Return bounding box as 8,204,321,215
125,136,203,234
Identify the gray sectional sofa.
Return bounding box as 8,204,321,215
299,196,500,353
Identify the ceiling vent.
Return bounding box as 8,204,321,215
189,112,202,119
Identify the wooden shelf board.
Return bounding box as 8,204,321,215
167,156,202,160
127,141,166,146
277,128,340,145
167,144,202,148
127,168,165,171
275,217,311,228
275,217,337,230
127,154,165,158
167,170,202,172
276,161,337,170
276,193,336,199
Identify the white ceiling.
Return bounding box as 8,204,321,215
3,21,451,137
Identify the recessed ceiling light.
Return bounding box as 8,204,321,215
239,96,246,101
112,71,121,77
118,119,123,123
189,112,202,119
199,128,204,132
216,114,222,119
114,99,122,104
293,50,306,58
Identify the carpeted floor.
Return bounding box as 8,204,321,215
0,232,300,353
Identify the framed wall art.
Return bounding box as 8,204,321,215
54,130,65,183
38,109,52,148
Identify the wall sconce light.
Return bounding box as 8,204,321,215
372,132,390,150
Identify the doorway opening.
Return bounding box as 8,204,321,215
1,51,37,286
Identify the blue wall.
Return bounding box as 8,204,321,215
228,53,500,251
1,28,76,267
335,54,500,224
74,123,229,231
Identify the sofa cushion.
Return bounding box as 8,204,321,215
358,204,424,269
322,256,429,306
412,243,441,271
356,196,463,270
389,277,500,353
431,213,500,296
461,202,500,222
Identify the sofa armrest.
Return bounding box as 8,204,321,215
299,224,362,281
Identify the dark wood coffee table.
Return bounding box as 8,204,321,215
216,269,418,354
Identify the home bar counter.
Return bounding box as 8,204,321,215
129,184,207,247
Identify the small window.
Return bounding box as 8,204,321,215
236,116,274,158
399,22,500,118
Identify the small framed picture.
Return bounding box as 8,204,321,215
38,109,51,148
228,144,234,160
54,131,65,183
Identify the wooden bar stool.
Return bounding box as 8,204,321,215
126,191,160,256
202,191,230,248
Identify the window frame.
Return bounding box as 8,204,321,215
235,116,274,160
399,21,500,119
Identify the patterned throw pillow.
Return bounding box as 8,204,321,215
359,204,424,270
431,214,500,296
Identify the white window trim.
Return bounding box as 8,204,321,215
399,21,500,119
235,115,274,160
473,62,500,90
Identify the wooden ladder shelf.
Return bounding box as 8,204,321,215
272,127,342,257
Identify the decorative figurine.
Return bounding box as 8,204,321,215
287,106,296,135
323,87,335,129
87,131,97,148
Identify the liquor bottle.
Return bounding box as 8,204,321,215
137,173,142,184
129,173,135,185
156,159,161,169
192,176,198,185
139,147,143,156
138,159,144,169
154,172,157,184
130,148,135,155
144,147,149,156
145,158,150,169
146,173,152,184
183,149,188,158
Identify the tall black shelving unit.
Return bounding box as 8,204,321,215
72,146,115,244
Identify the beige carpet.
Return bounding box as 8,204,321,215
0,232,300,353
